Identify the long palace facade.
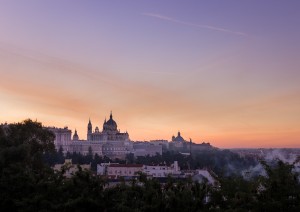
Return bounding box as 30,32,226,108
48,112,160,159
2,113,212,159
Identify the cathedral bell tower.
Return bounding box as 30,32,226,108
87,118,92,141
73,129,79,141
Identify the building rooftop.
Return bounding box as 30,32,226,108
109,164,143,168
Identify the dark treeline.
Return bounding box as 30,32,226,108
43,147,127,172
127,149,257,177
45,146,257,177
1,120,300,211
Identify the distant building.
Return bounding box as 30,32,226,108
87,112,129,142
172,131,185,142
73,129,79,141
97,161,181,179
133,142,162,157
97,162,119,175
170,131,212,152
53,159,91,178
149,139,169,150
48,112,134,159
44,114,213,158
191,142,212,151
71,141,103,156
47,126,72,153
171,131,186,148
107,164,143,179
143,161,180,178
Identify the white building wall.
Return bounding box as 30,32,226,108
47,127,72,153
143,161,180,177
107,165,143,178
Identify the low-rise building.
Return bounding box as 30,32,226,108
97,161,181,179
106,164,143,179
97,162,120,175
53,159,91,178
143,161,180,178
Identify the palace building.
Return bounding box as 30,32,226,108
2,115,211,159
49,112,134,159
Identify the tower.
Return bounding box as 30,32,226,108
73,129,79,141
87,118,92,141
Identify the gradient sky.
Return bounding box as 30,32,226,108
1,0,300,148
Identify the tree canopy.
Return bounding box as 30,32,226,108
1,120,299,211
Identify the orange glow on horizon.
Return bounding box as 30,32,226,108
1,3,300,149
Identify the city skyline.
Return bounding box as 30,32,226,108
0,1,300,148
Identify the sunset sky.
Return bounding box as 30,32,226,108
0,1,300,148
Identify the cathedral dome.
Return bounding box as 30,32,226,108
172,131,185,142
103,112,117,131
106,117,117,127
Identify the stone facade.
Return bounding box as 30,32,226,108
47,126,72,153
47,121,211,158
48,112,134,159
97,161,181,178
106,164,143,179
133,142,162,157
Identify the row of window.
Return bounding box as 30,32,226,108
144,166,167,170
103,148,125,151
108,170,135,175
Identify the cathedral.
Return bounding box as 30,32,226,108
86,112,129,142
50,112,133,159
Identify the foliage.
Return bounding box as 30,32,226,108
0,119,55,210
1,120,300,211
256,160,300,211
128,149,257,177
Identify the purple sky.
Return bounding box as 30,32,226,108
0,0,300,147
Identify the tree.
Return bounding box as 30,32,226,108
0,119,56,210
256,160,300,211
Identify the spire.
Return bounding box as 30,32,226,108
87,118,92,133
104,117,106,123
110,111,113,119
73,129,79,141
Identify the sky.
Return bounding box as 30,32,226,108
0,0,300,148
